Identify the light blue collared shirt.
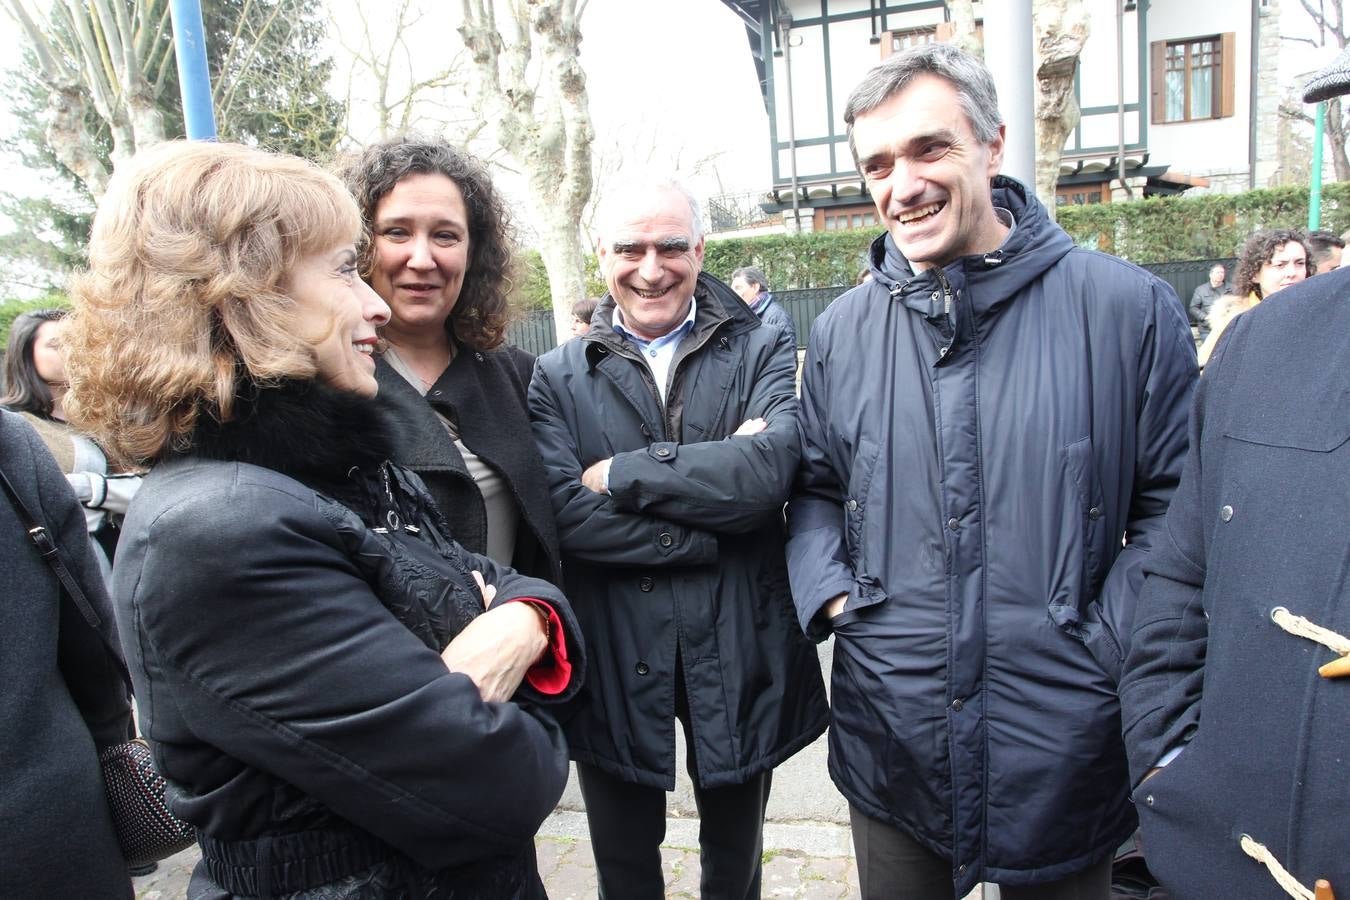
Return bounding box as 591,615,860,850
612,295,698,405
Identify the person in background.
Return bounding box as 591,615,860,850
338,136,561,583
787,43,1195,899
1303,228,1344,274
731,265,798,350
64,140,583,899
529,177,828,899
1197,229,1309,367
0,410,135,899
1187,263,1230,341
2,308,141,577
570,296,598,337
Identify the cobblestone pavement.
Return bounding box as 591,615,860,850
131,818,868,899
131,818,995,899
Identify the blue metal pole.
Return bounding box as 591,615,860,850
1309,102,1325,230
170,0,217,140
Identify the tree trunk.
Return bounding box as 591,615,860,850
945,0,981,57
1328,99,1350,181
47,83,112,197
1033,0,1089,219
460,0,594,345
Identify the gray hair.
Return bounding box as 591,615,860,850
731,266,768,291
843,43,1003,165
597,176,705,243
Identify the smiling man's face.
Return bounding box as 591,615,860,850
852,74,1006,272
599,187,704,341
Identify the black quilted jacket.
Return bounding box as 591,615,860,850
114,382,584,899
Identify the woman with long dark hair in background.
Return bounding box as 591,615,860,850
2,308,141,575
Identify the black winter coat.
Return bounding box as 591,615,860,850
113,383,584,899
754,294,798,350
0,411,134,899
786,178,1196,895
376,343,561,584
1120,269,1350,898
529,274,829,789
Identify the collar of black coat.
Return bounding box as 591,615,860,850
179,379,401,481
865,174,1076,321
583,272,754,367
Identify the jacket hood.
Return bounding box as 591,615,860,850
181,380,401,480
868,175,1076,320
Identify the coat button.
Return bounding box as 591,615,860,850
639,576,654,592
846,499,858,511
636,661,650,676
947,517,959,531
957,864,967,876
1145,794,1154,807
656,447,670,457
1220,504,1234,522
950,698,964,711
1088,506,1102,520
659,533,674,547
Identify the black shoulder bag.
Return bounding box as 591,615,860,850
0,459,196,869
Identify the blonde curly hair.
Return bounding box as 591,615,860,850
64,141,362,465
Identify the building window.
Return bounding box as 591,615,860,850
822,210,877,231
880,26,937,59
1056,187,1106,207
1151,34,1235,124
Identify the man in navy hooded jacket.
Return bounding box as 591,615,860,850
785,43,1197,899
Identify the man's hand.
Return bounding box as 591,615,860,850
733,417,767,436
440,572,547,702
823,592,848,620
581,458,612,494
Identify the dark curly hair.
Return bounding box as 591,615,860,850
1232,228,1311,299
2,307,67,418
335,136,513,350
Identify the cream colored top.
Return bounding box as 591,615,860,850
1197,292,1259,368
382,347,519,566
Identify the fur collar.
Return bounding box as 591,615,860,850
184,380,400,482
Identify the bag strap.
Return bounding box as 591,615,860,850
0,460,107,630
0,419,131,683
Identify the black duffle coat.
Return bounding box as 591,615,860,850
1121,268,1350,899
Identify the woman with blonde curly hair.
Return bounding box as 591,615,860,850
336,137,560,584
65,140,582,899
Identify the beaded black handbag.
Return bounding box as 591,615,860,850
0,453,196,868
98,738,197,868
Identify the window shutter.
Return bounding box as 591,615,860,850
1220,32,1236,118
1150,40,1166,124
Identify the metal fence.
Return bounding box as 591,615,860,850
504,257,1233,356
506,310,562,357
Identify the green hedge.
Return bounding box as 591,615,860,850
1057,182,1350,262
483,183,1350,311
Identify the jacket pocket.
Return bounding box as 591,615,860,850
844,438,882,572
1061,436,1108,601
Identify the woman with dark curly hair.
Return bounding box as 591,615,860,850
1198,228,1309,366
337,137,560,583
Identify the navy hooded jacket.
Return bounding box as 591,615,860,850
786,177,1196,894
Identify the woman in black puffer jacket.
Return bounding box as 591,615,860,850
63,140,584,900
